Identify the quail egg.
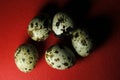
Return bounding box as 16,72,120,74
14,44,39,73
52,12,74,38
45,44,76,70
71,28,93,57
28,14,51,41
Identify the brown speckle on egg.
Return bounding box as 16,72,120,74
29,57,33,60
62,55,65,58
17,49,21,54
23,52,27,55
57,65,61,68
54,50,59,53
81,39,87,46
45,54,49,58
47,59,50,62
30,23,33,28
27,49,29,52
63,62,68,66
50,54,54,58
22,58,25,62
56,22,60,27
75,32,79,38
25,68,27,70
29,61,32,64
67,57,71,61
51,62,54,65
63,57,66,60
54,58,60,62
63,25,65,28
35,22,38,27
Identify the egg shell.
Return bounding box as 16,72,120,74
28,14,51,41
71,29,92,57
14,44,39,73
52,12,74,38
45,44,76,70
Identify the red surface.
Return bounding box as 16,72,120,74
0,0,120,80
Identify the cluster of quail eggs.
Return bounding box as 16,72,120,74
14,12,93,73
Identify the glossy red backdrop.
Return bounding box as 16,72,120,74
0,0,120,80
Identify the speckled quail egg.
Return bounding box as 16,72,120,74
45,44,76,70
52,12,74,38
14,44,39,73
71,28,93,57
28,14,51,41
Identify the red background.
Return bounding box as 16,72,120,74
0,0,120,80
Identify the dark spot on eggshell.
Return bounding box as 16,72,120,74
58,17,64,22
27,49,29,53
45,54,49,58
25,68,27,70
86,50,89,53
46,53,54,59
81,39,87,46
54,50,59,54
79,50,81,52
50,54,54,58
63,62,68,66
63,57,66,60
51,62,54,65
74,32,79,38
22,58,25,62
47,59,50,62
29,61,32,64
29,57,33,60
29,69,31,71
62,55,65,57
67,57,71,61
49,52,52,54
57,65,61,68
49,63,53,66
30,23,33,28
86,37,89,40
17,49,21,54
24,52,27,55
56,22,60,28
35,22,38,27
36,37,41,41
40,25,42,29
28,52,30,55
63,25,65,28
54,58,60,62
